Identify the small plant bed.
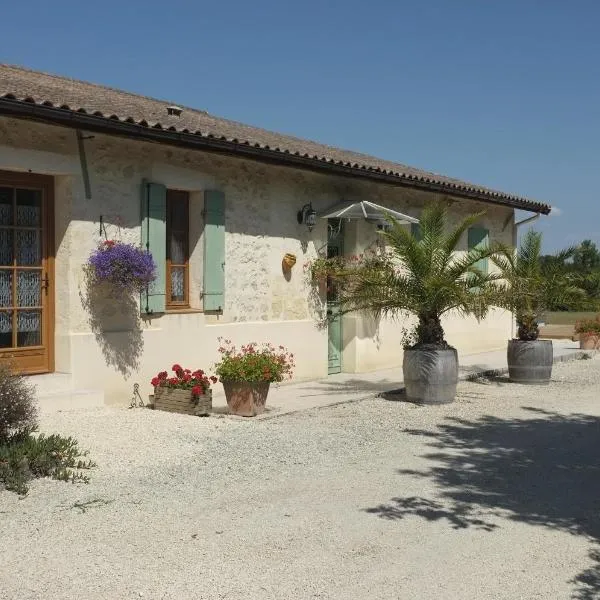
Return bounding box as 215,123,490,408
151,365,217,416
0,365,95,495
214,339,295,416
0,432,95,495
574,314,600,350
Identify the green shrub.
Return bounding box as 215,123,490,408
574,315,600,335
0,363,37,440
0,431,95,495
0,364,95,495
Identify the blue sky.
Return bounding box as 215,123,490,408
2,0,598,251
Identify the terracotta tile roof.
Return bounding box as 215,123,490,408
0,64,550,214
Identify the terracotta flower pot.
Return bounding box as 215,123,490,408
579,333,600,350
222,381,270,417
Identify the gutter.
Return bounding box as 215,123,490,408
515,213,541,228
0,97,550,215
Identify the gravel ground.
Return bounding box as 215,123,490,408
2,356,600,600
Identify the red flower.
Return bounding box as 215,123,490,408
103,240,116,247
191,385,203,396
172,364,183,373
158,371,168,380
168,377,178,385
151,377,160,387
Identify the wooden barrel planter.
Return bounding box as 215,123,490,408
403,347,458,404
153,387,212,416
222,381,270,417
507,339,553,384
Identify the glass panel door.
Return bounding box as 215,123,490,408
0,175,52,374
327,219,343,375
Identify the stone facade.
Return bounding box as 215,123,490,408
0,117,515,403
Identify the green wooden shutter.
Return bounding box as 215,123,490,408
141,181,167,314
203,190,225,312
468,227,489,274
411,223,422,241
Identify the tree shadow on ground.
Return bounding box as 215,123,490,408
363,407,600,599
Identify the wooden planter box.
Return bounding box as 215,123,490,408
153,387,212,416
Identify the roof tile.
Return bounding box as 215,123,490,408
0,64,550,213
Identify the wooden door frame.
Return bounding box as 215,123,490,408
0,170,55,374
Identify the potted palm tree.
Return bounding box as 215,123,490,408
333,204,499,404
491,230,584,384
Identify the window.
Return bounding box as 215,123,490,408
467,227,490,275
166,189,189,308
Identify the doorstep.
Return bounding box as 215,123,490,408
25,372,105,414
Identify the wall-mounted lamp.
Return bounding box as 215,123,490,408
297,203,317,232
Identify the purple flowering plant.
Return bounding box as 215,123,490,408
87,240,156,293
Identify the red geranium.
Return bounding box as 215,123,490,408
151,364,217,398
213,338,295,383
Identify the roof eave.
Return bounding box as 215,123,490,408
0,98,551,215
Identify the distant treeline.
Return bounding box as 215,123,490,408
541,240,600,311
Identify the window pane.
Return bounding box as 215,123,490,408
0,188,13,226
170,267,185,302
0,311,12,348
168,192,188,230
17,309,41,347
16,229,41,266
0,229,13,266
0,271,13,307
166,190,189,306
16,189,41,227
170,230,187,264
17,270,41,307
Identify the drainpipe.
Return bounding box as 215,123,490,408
510,212,542,337
76,130,92,200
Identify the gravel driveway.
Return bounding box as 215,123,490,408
2,356,600,600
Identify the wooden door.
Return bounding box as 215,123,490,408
0,171,54,374
327,219,343,375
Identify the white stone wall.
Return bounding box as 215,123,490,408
0,117,514,403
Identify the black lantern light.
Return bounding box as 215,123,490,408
297,203,317,232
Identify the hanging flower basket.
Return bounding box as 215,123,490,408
87,240,156,294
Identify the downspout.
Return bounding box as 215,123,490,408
76,130,92,200
510,211,542,337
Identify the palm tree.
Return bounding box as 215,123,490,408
335,203,499,348
490,230,585,340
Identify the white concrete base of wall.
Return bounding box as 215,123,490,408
26,372,105,414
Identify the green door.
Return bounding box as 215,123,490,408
327,219,343,374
